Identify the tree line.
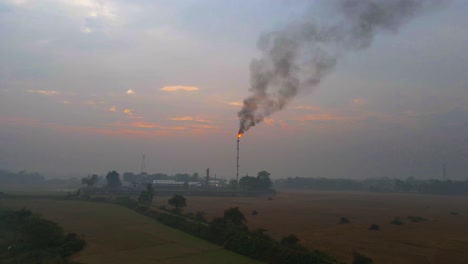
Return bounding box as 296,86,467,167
275,177,468,195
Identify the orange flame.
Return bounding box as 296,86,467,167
237,132,243,139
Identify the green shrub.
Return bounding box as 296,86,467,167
407,216,427,223
338,217,350,224
391,217,403,225
369,224,380,230
353,251,373,264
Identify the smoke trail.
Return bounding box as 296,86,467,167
238,0,446,134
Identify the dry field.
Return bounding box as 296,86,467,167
0,198,260,264
154,190,468,264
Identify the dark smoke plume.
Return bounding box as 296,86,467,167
238,0,446,134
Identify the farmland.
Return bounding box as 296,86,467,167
153,190,468,264
0,198,259,264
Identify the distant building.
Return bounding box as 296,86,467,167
152,180,200,188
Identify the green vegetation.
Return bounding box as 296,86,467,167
239,171,273,191
369,224,380,231
110,196,337,264
168,194,187,211
338,217,350,224
275,177,468,195
105,170,121,187
391,217,404,225
407,216,427,223
352,251,373,264
280,234,300,247
137,183,154,205
0,208,85,264
81,174,99,188
3,198,259,264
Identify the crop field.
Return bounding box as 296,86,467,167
154,190,468,264
0,198,259,264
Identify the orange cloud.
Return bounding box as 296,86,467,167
27,90,58,96
293,105,321,111
109,106,117,112
0,116,196,138
161,86,199,92
110,121,157,129
123,109,133,116
298,113,364,122
264,118,275,125
352,98,367,105
169,116,211,123
190,124,217,129
228,101,242,107
127,89,135,95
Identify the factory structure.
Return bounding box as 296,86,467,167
152,168,225,190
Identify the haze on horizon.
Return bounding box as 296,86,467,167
1,0,467,180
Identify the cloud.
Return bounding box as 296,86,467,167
122,109,143,119
161,86,199,92
190,124,217,130
264,118,275,125
123,109,133,116
228,101,242,107
169,116,210,123
110,121,157,129
108,106,117,112
352,98,367,106
126,89,135,95
27,90,58,96
293,105,321,111
297,114,364,122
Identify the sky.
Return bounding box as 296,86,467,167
1,0,467,180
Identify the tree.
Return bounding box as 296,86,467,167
228,179,238,189
280,234,300,247
81,174,99,188
138,183,154,205
223,207,246,227
168,195,187,211
105,171,121,187
123,172,136,183
257,171,272,189
239,171,272,190
239,176,257,190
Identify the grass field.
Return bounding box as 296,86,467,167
0,198,260,264
153,190,468,264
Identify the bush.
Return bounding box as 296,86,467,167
195,211,207,222
407,216,427,223
280,234,300,247
391,217,403,225
252,210,259,216
353,251,373,264
0,208,86,263
369,224,380,230
338,217,350,224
